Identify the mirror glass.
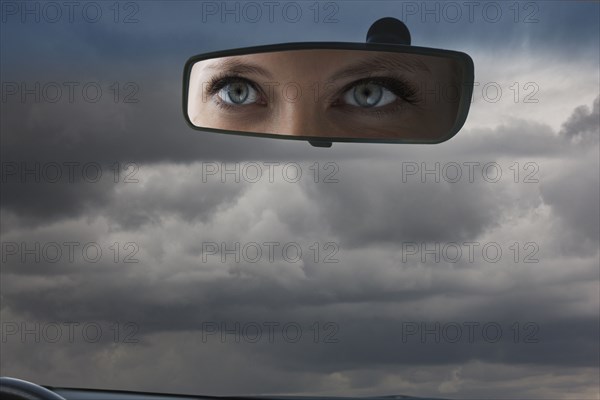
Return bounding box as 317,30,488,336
185,48,473,142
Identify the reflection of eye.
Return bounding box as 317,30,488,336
218,81,258,105
343,82,396,108
206,75,265,109
336,77,418,110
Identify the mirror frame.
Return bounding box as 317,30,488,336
183,42,474,145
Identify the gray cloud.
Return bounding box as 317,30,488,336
560,96,600,144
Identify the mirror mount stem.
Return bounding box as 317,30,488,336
366,17,412,45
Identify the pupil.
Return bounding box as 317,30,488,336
354,83,382,107
229,83,248,103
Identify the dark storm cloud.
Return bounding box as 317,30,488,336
2,267,598,371
539,100,600,252
560,96,600,143
301,162,504,247
0,178,114,227
2,93,599,376
1,76,598,398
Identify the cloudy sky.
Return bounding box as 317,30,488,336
1,1,599,399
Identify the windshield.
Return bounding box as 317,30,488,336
1,1,599,399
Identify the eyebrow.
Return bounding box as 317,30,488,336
326,54,432,82
203,58,274,79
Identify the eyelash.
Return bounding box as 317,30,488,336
204,75,419,112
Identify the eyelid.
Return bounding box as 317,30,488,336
206,74,259,95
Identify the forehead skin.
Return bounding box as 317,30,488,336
196,49,449,84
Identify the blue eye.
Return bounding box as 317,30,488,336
218,81,259,105
343,82,397,108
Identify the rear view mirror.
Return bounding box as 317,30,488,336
183,20,474,145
